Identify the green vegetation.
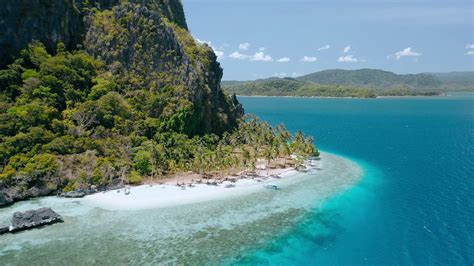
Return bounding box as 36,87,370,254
84,3,241,136
0,42,318,196
223,78,377,98
297,69,445,91
223,76,444,98
223,68,474,97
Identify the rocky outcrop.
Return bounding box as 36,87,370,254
0,181,56,207
0,207,63,234
60,190,87,198
0,0,84,66
0,226,9,234
84,2,242,135
9,207,63,233
0,0,243,134
0,182,13,207
0,192,13,207
0,0,188,67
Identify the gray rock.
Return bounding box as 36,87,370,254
10,207,63,232
0,190,13,207
0,226,9,235
60,190,86,198
105,179,125,191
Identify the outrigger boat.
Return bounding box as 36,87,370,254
264,184,279,190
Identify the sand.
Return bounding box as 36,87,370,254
82,159,320,211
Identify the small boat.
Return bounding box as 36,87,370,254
124,188,130,195
264,184,279,190
225,184,236,188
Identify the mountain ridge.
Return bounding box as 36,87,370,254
223,69,474,92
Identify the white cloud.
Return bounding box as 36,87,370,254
291,72,301,77
229,51,249,60
195,38,217,50
239,42,250,50
343,46,351,53
251,52,273,62
196,38,228,59
318,44,330,51
277,57,291,62
259,47,266,51
195,38,211,46
338,55,358,63
392,47,422,59
300,56,317,62
214,51,225,60
273,72,287,78
465,44,474,55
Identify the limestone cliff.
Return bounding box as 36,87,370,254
0,0,244,205
83,2,242,134
0,0,187,66
0,0,243,135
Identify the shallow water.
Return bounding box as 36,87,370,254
237,95,474,265
2,95,472,265
0,153,362,264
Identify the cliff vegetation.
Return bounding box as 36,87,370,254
0,1,318,205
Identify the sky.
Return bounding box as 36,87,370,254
182,0,474,80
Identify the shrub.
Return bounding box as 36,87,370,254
128,170,143,184
22,153,59,182
133,150,152,176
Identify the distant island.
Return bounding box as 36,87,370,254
223,69,474,98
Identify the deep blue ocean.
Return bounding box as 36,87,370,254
236,95,474,265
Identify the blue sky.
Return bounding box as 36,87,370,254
182,0,474,80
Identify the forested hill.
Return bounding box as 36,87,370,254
428,72,474,89
297,69,440,90
0,0,274,205
222,69,474,97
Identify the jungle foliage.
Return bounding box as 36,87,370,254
0,42,318,193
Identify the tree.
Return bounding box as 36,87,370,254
72,109,97,136
133,150,152,176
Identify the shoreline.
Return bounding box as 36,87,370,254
144,161,299,187
235,94,447,99
81,158,316,211
78,151,362,211
0,152,361,213
0,151,364,263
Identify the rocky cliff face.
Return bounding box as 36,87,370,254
0,0,188,67
84,2,242,134
0,0,84,66
0,0,242,134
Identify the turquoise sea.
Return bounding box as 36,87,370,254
237,95,474,265
0,95,473,265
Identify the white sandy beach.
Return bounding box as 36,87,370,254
82,158,322,211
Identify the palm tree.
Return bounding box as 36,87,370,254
263,147,274,175
241,146,250,174
279,142,291,166
276,124,291,144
